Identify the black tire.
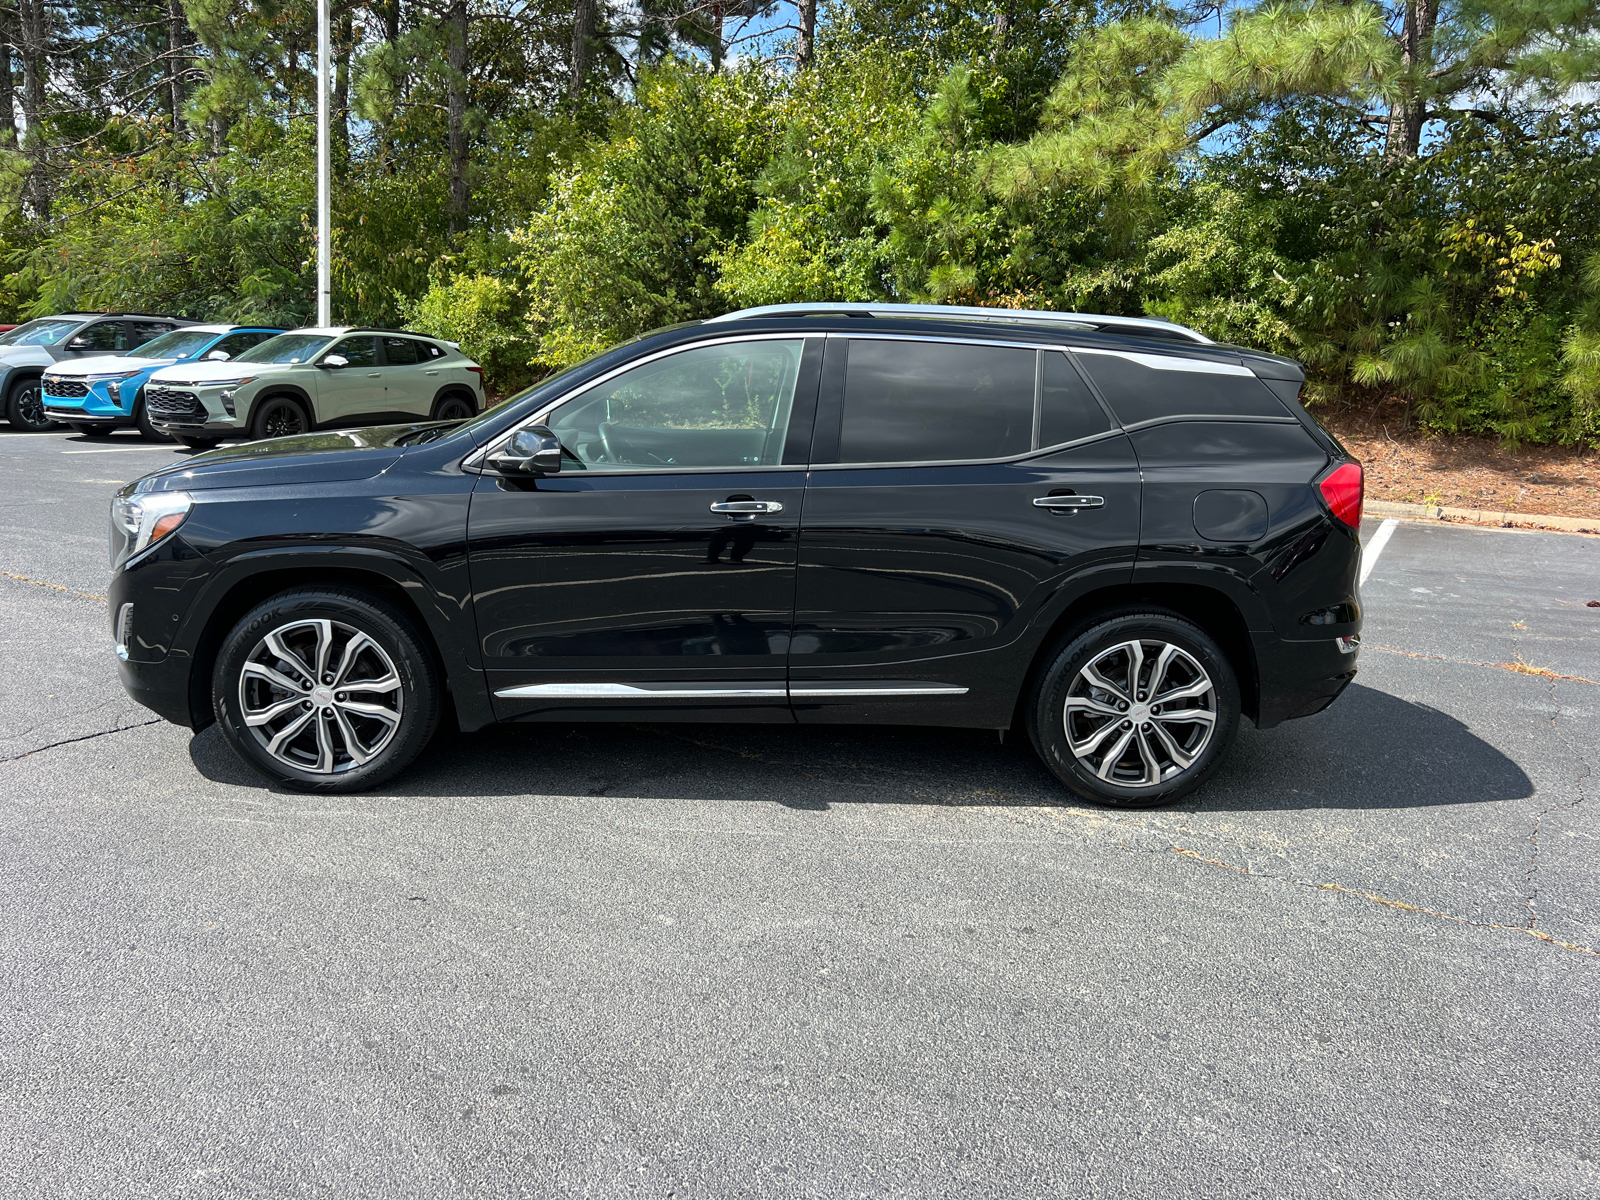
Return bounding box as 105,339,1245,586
1028,608,1240,809
5,376,54,431
134,398,174,442
431,392,475,422
175,434,219,451
213,587,441,793
71,423,114,438
250,394,310,440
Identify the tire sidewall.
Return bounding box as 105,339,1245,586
134,398,173,442
8,378,54,431
432,393,473,422
213,589,439,792
1031,610,1240,808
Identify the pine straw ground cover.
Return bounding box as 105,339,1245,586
1319,405,1600,521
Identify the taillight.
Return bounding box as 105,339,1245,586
1318,461,1363,529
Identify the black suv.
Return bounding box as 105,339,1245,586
109,303,1363,805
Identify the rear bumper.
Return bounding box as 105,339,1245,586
1252,631,1358,729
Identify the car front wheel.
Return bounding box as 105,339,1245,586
213,588,441,793
251,395,310,440
1029,609,1240,809
5,377,55,431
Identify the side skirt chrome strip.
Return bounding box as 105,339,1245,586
493,681,971,700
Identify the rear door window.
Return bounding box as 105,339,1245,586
129,320,172,347
382,337,423,366
839,339,1034,464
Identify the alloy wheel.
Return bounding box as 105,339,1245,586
1062,638,1217,788
261,401,306,438
238,618,403,775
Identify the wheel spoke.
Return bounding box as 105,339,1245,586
1082,662,1132,705
312,711,335,773
1124,640,1145,699
1065,694,1121,718
241,660,307,695
1156,707,1215,727
1095,727,1136,780
332,706,378,765
1133,727,1162,785
265,709,315,757
311,619,334,682
1148,644,1179,699
243,694,306,728
1147,719,1195,769
1155,678,1212,704
1069,718,1125,758
331,632,376,687
264,629,314,683
337,698,401,727
343,671,401,695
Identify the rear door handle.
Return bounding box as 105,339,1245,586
710,500,784,517
1033,495,1104,510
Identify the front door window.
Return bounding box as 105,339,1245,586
547,339,804,470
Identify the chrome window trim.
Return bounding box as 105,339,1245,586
1071,345,1255,377
804,425,1129,472
464,331,813,474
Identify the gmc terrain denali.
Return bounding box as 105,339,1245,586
109,304,1363,805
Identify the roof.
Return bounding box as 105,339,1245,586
706,302,1212,345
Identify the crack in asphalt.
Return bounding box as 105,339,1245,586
1522,677,1593,932
0,569,107,605
1369,643,1599,685
0,719,161,764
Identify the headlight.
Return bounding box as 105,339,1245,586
110,490,193,570
84,369,142,382
203,376,257,389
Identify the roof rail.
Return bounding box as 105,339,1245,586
704,302,1213,345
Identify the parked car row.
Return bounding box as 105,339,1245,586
0,312,486,445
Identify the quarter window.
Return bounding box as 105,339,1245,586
1072,350,1285,426
129,321,172,346
840,340,1034,464
1039,351,1112,447
546,339,804,471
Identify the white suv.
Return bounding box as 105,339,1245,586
145,326,485,449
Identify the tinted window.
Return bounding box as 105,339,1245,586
423,342,446,359
1039,351,1112,446
382,337,422,366
206,332,265,360
130,320,172,346
75,321,127,352
329,336,378,367
1072,349,1288,426
236,333,334,364
547,339,804,470
840,340,1034,464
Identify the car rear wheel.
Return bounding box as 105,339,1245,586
5,377,54,431
1029,609,1240,809
431,393,475,422
251,395,310,440
134,399,173,442
213,588,441,793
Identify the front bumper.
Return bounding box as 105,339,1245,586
43,383,131,425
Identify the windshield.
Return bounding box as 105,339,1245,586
450,336,657,438
0,318,82,347
236,333,333,365
135,329,220,360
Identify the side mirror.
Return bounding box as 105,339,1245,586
487,426,563,475
319,354,349,369
67,337,89,351
204,349,231,361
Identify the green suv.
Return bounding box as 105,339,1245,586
144,326,485,449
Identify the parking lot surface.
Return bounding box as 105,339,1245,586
2,427,1597,1199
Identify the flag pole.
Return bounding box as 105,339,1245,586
316,0,331,327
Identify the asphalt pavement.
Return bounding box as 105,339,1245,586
1,426,1597,1199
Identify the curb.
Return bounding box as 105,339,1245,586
1367,499,1600,535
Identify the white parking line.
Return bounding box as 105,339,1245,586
61,447,181,455
1359,517,1399,587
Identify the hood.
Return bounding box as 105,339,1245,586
0,345,52,367
46,353,159,377
131,427,415,494
151,359,294,385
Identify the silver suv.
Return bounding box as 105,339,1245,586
145,326,485,449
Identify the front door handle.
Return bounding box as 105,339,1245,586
710,500,784,518
1033,495,1105,511
367,372,382,378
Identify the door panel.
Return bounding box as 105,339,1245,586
379,336,433,417
790,440,1142,725
315,336,383,424
469,471,805,721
